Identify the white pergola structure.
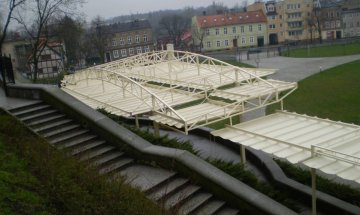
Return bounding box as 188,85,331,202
212,110,360,215
62,46,297,135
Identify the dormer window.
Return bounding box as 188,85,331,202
203,19,207,23
221,18,224,21
239,16,242,19
229,17,232,20
214,18,217,22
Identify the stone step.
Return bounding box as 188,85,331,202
92,151,124,166
164,184,201,210
71,140,106,156
27,114,66,127
11,104,51,118
33,119,73,133
98,157,134,175
21,109,58,122
49,129,89,145
192,200,225,215
215,207,239,215
177,192,213,215
42,124,81,138
147,177,189,202
9,101,44,113
79,145,116,161
57,134,98,149
117,165,176,192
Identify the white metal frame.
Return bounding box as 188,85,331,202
62,49,296,134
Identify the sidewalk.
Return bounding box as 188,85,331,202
0,86,38,110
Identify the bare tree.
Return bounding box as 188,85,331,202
191,22,206,53
86,16,106,64
53,15,84,67
159,14,189,48
16,0,84,81
312,1,323,44
0,0,26,55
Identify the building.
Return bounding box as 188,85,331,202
342,8,360,37
28,38,66,79
2,38,65,79
248,0,316,44
192,10,268,52
102,20,154,62
318,0,343,40
248,1,287,44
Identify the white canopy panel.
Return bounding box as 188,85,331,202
112,61,276,90
211,79,297,102
63,79,202,117
211,111,360,183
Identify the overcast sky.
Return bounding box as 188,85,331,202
80,0,247,20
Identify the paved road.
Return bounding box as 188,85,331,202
242,54,360,82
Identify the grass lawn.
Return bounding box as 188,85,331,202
283,42,360,58
268,60,360,125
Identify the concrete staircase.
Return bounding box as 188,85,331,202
9,100,240,215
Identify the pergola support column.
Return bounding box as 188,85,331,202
153,121,160,137
135,115,140,129
311,168,317,215
240,145,246,164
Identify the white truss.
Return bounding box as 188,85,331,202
62,50,297,134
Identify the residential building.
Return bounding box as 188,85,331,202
28,38,66,79
102,20,154,62
2,38,65,79
248,0,315,44
318,0,343,40
342,8,360,37
280,0,314,42
192,10,268,52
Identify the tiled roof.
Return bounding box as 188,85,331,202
196,10,266,28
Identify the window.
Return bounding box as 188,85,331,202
241,37,246,44
250,36,254,43
224,28,227,34
207,41,211,47
121,49,127,57
112,39,117,46
128,36,132,44
135,35,140,43
206,29,210,35
52,67,58,72
129,48,134,55
269,24,276,29
113,50,119,58
249,25,253,32
215,28,219,35
41,54,51,61
144,46,150,52
120,38,125,45
271,15,276,19
240,26,244,33
258,24,262,31
279,15,282,19
136,47,142,54
216,40,221,47
232,27,236,34
224,40,229,46
143,34,148,42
